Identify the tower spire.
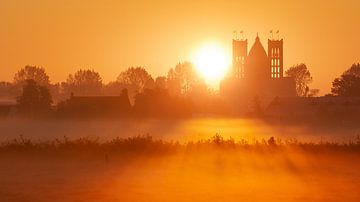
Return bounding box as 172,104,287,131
255,32,260,41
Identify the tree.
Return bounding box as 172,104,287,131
188,78,209,99
17,79,52,115
167,68,181,96
343,63,360,76
167,62,200,96
331,63,360,96
251,95,264,116
155,76,167,89
285,64,313,97
116,67,154,93
14,65,50,86
62,69,103,96
49,82,62,103
104,81,128,95
307,89,320,97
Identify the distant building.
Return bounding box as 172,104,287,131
57,89,131,117
0,100,17,118
221,34,296,101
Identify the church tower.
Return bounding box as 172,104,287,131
232,39,247,79
268,39,283,78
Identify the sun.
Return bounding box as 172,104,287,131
193,43,230,85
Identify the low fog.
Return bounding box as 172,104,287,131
1,118,360,201
1,144,359,202
0,117,358,143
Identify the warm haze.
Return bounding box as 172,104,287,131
2,1,360,201
1,0,360,93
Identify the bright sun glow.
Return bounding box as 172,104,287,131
193,43,230,85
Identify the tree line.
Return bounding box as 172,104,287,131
1,62,360,108
0,62,209,103
0,62,215,117
285,63,360,97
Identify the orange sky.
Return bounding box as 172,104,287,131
0,0,359,94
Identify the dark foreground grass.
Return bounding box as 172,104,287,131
1,135,360,201
1,134,360,155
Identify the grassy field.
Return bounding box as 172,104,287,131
0,135,360,201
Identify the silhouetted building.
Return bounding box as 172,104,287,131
221,34,296,102
0,100,17,118
133,88,192,118
57,89,131,118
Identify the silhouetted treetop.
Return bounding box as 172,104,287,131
14,65,50,86
17,79,52,115
116,67,154,93
167,62,200,96
343,63,360,77
285,64,313,97
332,63,360,97
104,81,128,95
62,69,103,96
155,76,167,89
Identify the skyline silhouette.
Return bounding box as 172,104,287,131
0,0,360,94
0,32,358,97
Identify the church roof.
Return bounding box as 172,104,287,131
245,36,270,80
248,36,268,60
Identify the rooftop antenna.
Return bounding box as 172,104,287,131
276,30,280,40
270,30,273,40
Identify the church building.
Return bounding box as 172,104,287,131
221,34,296,100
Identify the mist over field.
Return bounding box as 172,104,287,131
1,0,360,200
1,135,360,202
0,118,359,202
0,117,359,143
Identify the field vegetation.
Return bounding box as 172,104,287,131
1,135,360,201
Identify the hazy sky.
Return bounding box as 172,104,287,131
0,0,359,94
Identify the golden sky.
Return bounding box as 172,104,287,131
0,0,359,94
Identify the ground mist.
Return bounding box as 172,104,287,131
1,135,360,202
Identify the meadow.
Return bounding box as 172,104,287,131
0,134,360,202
